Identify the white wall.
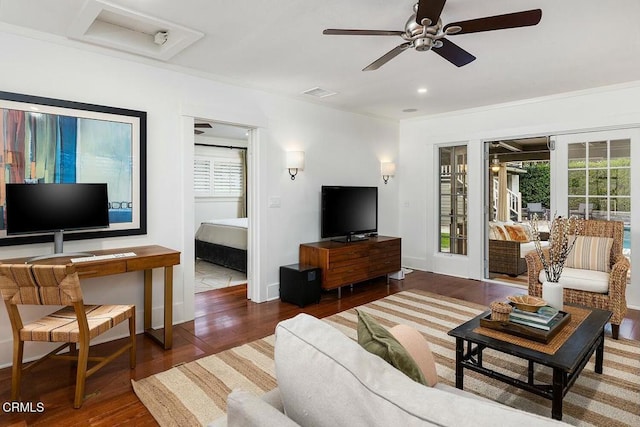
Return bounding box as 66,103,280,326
399,82,640,309
0,30,399,367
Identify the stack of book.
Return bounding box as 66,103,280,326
509,306,563,330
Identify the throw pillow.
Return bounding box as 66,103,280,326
565,235,614,272
489,223,509,240
504,224,530,242
356,309,427,385
388,324,438,387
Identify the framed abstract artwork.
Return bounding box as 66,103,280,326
0,91,147,246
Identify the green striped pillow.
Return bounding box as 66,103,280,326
565,236,614,272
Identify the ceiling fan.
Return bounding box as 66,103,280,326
194,122,212,135
323,0,542,71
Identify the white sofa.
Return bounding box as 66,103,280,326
211,313,566,426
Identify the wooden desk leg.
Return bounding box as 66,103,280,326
144,269,152,331
143,267,174,350
164,265,173,350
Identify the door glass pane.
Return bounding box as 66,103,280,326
568,170,586,195
568,197,585,217
610,139,631,165
610,168,630,196
588,169,607,196
568,143,586,168
588,141,607,168
439,145,467,255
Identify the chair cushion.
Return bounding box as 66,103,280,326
20,304,135,342
538,268,610,293
489,223,509,240
565,236,614,272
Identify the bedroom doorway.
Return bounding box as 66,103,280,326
484,137,552,288
192,120,250,294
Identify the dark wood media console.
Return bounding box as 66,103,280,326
299,236,401,295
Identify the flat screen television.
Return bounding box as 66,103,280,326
6,183,110,259
321,186,377,242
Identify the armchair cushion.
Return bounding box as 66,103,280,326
538,268,610,293
565,236,614,272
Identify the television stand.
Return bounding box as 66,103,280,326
299,236,401,294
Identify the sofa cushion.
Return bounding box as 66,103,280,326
565,236,614,272
274,313,566,427
356,310,426,385
224,389,299,427
504,224,531,242
538,267,610,293
389,324,438,387
489,222,509,240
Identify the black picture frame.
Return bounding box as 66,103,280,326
0,91,147,246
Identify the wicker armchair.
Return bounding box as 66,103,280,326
524,220,630,339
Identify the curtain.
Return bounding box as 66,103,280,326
497,164,509,221
240,148,247,218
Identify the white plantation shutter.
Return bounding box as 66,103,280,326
194,158,212,194
213,160,243,195
194,156,243,197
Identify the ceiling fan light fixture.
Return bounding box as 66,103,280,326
444,25,462,35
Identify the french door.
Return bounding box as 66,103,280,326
552,128,638,300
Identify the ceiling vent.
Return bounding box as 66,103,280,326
302,87,337,98
67,0,203,61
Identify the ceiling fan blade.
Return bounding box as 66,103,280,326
363,42,412,71
443,9,542,35
323,29,404,36
416,0,447,26
194,123,212,128
432,38,476,67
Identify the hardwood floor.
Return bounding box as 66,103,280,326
1,271,638,426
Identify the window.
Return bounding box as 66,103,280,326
439,145,468,255
194,157,244,197
567,139,630,224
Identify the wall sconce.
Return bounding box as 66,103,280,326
381,162,396,184
286,151,304,180
491,155,501,173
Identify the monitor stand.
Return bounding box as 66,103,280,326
26,230,92,263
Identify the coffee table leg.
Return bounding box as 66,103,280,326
455,338,464,389
552,368,564,420
595,329,605,374
528,360,535,384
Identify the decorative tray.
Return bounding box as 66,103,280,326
479,310,571,343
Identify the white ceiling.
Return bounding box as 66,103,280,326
1,0,639,120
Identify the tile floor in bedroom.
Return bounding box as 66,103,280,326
194,259,247,293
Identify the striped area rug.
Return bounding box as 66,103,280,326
132,290,640,426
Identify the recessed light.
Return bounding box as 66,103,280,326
402,108,418,113
417,88,428,94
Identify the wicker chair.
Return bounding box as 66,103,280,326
0,264,136,408
524,220,630,339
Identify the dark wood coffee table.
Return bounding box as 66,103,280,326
448,305,612,421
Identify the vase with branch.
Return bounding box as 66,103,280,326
530,214,584,309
